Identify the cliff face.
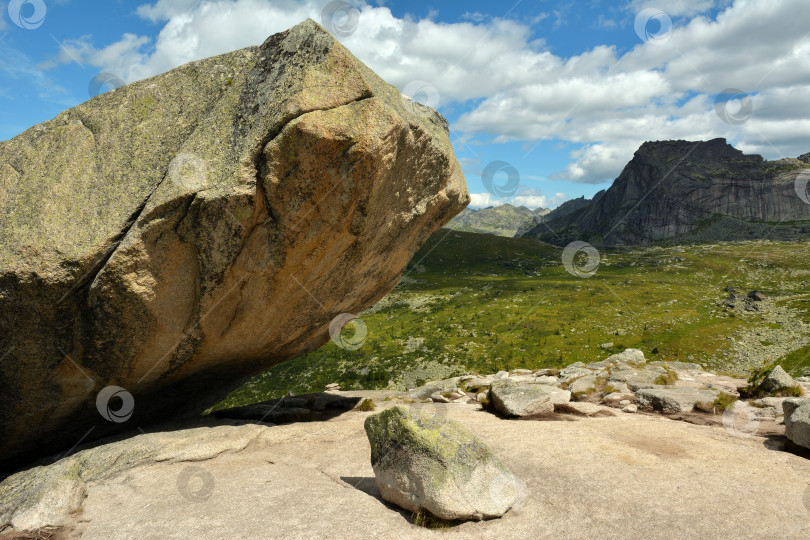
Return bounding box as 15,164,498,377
447,204,548,237
522,139,810,245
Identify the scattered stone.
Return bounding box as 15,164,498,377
430,392,451,404
211,392,362,424
406,378,462,400
364,406,519,520
489,380,554,417
603,392,636,407
555,402,617,417
622,404,638,414
495,371,510,379
759,365,796,393
635,387,720,413
462,378,491,392
606,349,646,364
600,342,614,350
783,398,810,449
535,375,558,386
748,290,766,302
512,369,533,375
569,375,598,395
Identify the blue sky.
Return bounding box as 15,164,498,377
1,0,809,209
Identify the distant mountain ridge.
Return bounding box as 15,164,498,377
447,203,549,237
520,138,810,245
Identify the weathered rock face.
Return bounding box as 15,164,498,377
0,19,468,471
364,406,519,520
521,138,810,245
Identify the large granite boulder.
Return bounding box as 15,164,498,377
364,406,519,520
0,19,468,471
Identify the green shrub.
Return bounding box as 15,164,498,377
712,392,737,411
355,398,375,411
654,367,678,386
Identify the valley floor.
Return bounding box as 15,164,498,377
216,233,810,410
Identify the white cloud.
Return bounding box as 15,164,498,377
468,192,505,208
48,0,810,185
626,0,721,17
468,189,566,210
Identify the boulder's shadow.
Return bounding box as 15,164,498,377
762,435,810,459
1,393,362,481
340,476,414,522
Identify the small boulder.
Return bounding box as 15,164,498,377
534,375,559,386
364,406,520,520
606,349,646,364
759,365,796,393
430,392,451,404
489,379,554,417
555,402,616,417
603,392,636,407
622,404,638,414
569,375,598,395
783,398,810,449
748,290,766,301
635,387,719,413
600,342,614,350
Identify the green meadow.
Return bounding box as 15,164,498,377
212,230,810,410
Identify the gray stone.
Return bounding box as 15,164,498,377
406,377,462,400
569,375,598,395
489,380,554,417
555,402,617,417
603,392,636,407
635,387,720,413
364,406,518,520
430,392,451,403
759,365,796,393
783,398,810,449
534,375,558,386
600,342,614,350
606,349,646,364
622,404,638,413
